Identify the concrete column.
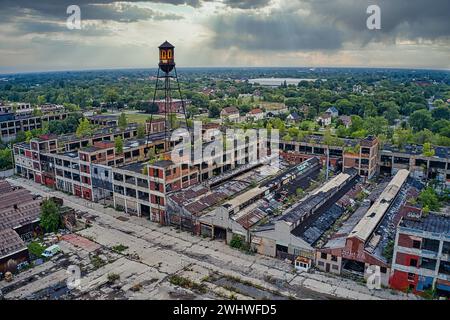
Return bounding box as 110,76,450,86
433,238,444,289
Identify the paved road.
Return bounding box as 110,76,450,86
7,177,417,300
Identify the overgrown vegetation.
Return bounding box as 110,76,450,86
112,244,129,253
39,199,61,233
28,241,46,257
383,240,395,263
107,273,120,283
229,234,252,253
418,187,442,212
168,275,207,294
90,254,107,269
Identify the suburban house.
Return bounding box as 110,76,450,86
220,106,240,123
326,107,339,118
317,113,332,127
287,112,301,123
246,108,264,121
339,115,352,128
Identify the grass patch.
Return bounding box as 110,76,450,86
112,244,128,253
90,254,106,269
222,274,265,291
124,113,163,124
169,275,207,294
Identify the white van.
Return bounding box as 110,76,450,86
42,244,61,258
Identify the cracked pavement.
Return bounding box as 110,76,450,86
2,177,418,300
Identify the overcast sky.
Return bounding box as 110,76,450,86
0,0,449,73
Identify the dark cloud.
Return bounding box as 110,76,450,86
208,0,450,52
0,1,192,22
82,3,183,22
221,0,271,9
0,1,184,39
0,0,202,16
8,20,115,37
209,10,343,51
306,0,450,42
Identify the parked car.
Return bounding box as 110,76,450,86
41,244,61,258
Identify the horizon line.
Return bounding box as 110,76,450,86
1,65,450,76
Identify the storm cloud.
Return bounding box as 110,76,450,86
208,0,450,52
221,0,272,9
209,12,344,51
0,0,449,72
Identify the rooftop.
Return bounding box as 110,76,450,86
280,169,358,225
221,106,239,114
400,213,450,235
349,169,410,242
119,162,147,174
0,200,41,231
151,159,174,168
0,228,26,259
382,143,449,160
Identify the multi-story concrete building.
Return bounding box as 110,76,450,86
0,112,70,141
390,212,450,297
343,135,379,179
315,169,417,287
281,134,449,186
252,168,359,267
380,143,450,189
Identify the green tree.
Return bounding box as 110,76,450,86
0,148,13,170
432,99,446,109
37,95,46,106
137,124,146,139
40,199,61,233
76,118,93,138
336,99,353,115
349,115,364,133
431,106,450,121
25,131,33,142
168,113,178,129
413,129,434,144
418,187,441,212
33,108,43,117
115,136,124,154
409,110,433,131
105,88,119,105
422,142,435,157
393,128,413,149
118,112,128,130
363,116,388,136
208,104,221,118
15,131,27,143
383,102,400,125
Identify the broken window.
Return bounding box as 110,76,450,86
422,238,439,253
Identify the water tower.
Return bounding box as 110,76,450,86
148,41,189,151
